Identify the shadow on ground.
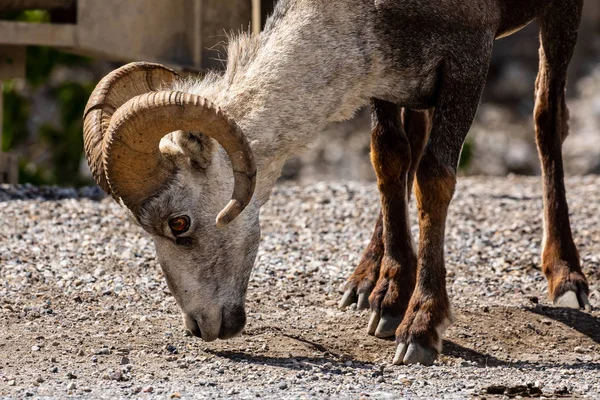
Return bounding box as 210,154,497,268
526,305,600,344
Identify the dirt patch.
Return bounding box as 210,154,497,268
1,177,599,398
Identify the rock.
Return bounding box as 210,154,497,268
106,371,123,381
278,382,288,390
165,344,178,354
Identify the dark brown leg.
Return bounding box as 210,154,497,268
366,108,431,337
393,40,493,365
339,211,384,310
534,0,591,310
365,100,417,339
339,109,431,312
393,163,456,365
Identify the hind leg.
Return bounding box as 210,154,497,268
339,109,430,312
535,0,591,310
339,211,384,310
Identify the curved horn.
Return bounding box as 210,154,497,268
103,91,257,228
83,62,179,195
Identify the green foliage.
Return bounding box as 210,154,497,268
1,9,50,23
459,139,474,170
36,82,94,185
22,9,50,22
1,8,95,185
26,46,91,87
2,46,92,185
1,82,29,152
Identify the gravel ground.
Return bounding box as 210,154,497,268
1,176,599,399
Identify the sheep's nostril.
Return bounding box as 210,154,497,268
187,318,202,338
219,306,246,339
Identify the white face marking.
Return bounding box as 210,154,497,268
138,158,261,341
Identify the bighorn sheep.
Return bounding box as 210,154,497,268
83,0,591,365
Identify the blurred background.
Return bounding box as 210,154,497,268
0,0,599,187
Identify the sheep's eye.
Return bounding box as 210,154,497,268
169,216,190,235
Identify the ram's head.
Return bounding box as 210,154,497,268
83,62,259,341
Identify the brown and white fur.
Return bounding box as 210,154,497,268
137,0,590,365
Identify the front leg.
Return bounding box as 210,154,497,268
393,41,493,365
393,166,455,364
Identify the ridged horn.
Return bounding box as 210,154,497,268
83,62,179,195
103,91,257,228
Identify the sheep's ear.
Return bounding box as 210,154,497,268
159,131,216,170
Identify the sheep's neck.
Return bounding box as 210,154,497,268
211,8,382,205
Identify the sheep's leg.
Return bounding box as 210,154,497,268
393,44,493,365
350,104,431,339
534,0,591,310
339,211,384,310
366,109,431,336
339,110,430,311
